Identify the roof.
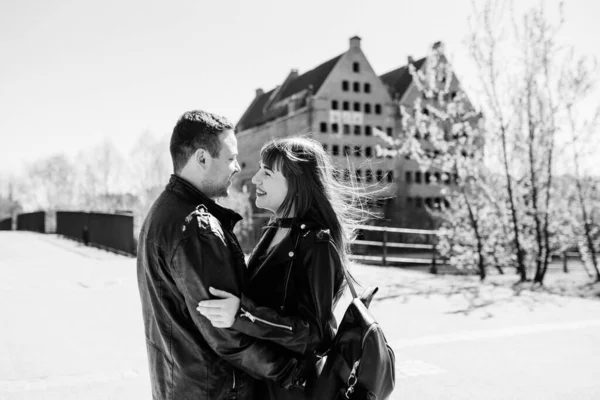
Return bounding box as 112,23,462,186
236,54,343,131
278,54,343,100
235,88,276,132
379,57,426,99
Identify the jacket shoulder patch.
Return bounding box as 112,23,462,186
182,205,227,246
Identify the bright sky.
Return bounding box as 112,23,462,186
1,0,598,177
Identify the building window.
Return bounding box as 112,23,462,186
375,104,382,114
353,102,361,111
343,145,351,156
386,127,393,137
444,199,450,208
320,122,327,133
364,103,371,114
331,100,338,110
442,173,450,185
353,62,360,73
344,169,350,180
365,125,372,136
343,124,350,135
376,170,384,182
366,170,373,183
425,172,431,184
342,81,349,91
434,172,441,183
354,125,361,135
415,196,423,208
386,148,394,158
364,83,371,93
356,169,362,182
425,198,432,208
343,101,349,111
332,123,339,133
415,171,422,183
353,82,360,92
387,171,394,182
454,173,460,184
354,145,362,157
332,145,339,156
405,171,412,183
365,146,372,157
407,197,413,206
322,144,328,153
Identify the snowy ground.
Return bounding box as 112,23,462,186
1,231,600,400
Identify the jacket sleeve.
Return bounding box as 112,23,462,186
171,232,302,387
230,233,337,356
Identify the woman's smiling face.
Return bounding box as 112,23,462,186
251,161,289,215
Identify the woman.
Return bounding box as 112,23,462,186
197,136,370,399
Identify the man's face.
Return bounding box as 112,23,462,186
204,129,240,199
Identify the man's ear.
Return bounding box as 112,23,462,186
193,148,211,169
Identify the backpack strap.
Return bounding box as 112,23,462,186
342,262,359,300
328,239,359,300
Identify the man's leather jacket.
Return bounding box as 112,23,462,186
137,175,302,400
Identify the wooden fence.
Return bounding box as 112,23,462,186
349,224,441,273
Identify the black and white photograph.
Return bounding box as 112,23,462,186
1,0,599,399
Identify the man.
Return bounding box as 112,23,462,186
137,110,304,399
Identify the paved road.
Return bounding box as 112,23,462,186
1,232,599,399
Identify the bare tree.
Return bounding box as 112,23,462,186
76,138,126,211
467,0,599,284
566,107,600,280
468,0,528,280
23,154,77,210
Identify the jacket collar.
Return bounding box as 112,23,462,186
166,174,242,230
266,211,324,231
249,211,324,280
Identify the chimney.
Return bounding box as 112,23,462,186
289,69,299,79
432,41,444,52
255,88,264,97
349,36,361,49
407,56,414,65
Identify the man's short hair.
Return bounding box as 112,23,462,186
170,110,234,174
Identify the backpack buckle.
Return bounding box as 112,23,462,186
345,360,360,398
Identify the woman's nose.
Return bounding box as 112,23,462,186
251,171,260,184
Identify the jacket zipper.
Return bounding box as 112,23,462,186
281,261,293,311
281,233,301,311
232,370,236,389
239,308,293,331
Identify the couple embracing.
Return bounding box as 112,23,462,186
137,109,367,399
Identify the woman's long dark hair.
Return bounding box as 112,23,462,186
260,136,376,302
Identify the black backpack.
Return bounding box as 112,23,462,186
307,270,396,399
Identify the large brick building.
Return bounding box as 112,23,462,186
235,36,477,226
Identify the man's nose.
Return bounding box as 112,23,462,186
234,160,241,173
